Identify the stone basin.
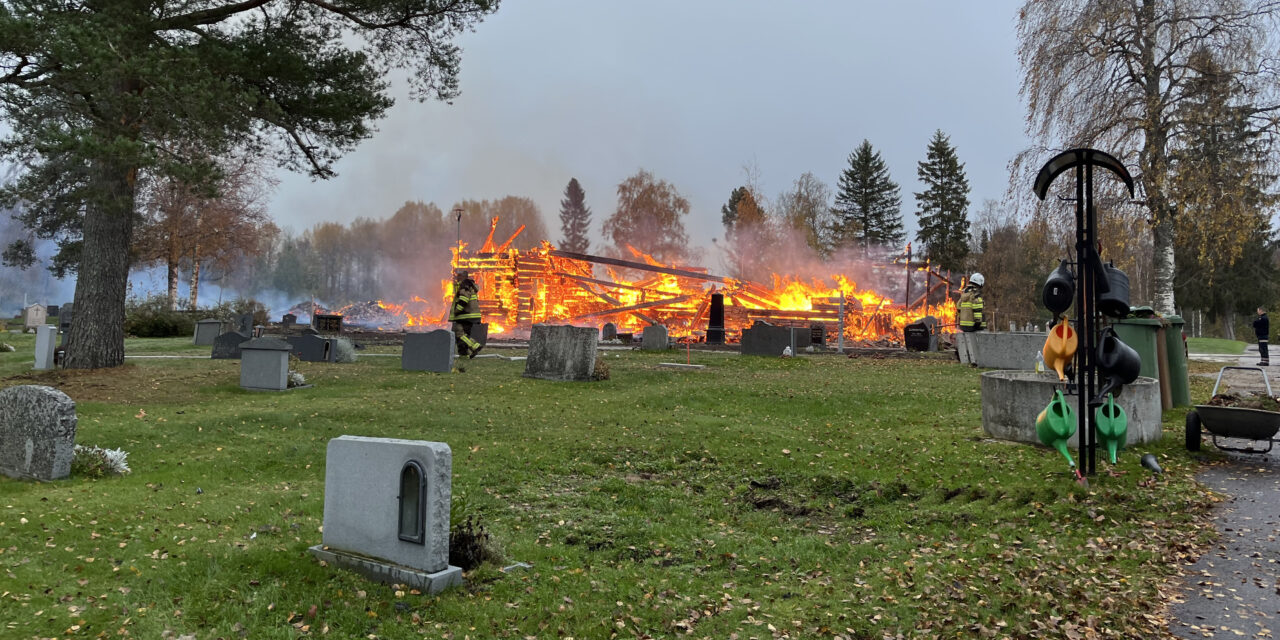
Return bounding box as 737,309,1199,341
981,370,1163,448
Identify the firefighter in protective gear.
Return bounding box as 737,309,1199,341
959,273,985,332
450,271,483,358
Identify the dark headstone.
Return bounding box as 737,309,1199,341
287,334,336,362
314,314,343,333
469,322,489,348
236,313,254,335
904,316,939,352
707,293,725,344
58,304,73,346
741,321,811,356
523,324,598,382
282,313,297,327
402,330,455,373
0,385,77,481
46,304,59,318
211,331,251,360
194,318,223,346
601,323,618,341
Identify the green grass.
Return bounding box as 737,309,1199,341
1185,337,1247,354
0,344,1220,639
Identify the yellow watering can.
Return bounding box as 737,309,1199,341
1094,393,1128,464
1036,389,1078,468
1042,316,1078,381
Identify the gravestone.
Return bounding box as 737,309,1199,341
741,321,811,356
194,318,223,346
601,323,617,341
282,313,297,327
402,330,455,373
314,314,343,333
34,325,57,370
46,304,59,319
239,337,292,391
707,293,726,344
287,334,336,363
58,305,73,346
523,324,598,382
22,304,46,332
641,324,669,351
309,436,462,593
236,313,254,335
211,331,251,360
0,385,77,481
468,322,489,350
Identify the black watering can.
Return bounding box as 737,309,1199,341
1092,327,1141,406
1042,260,1075,315
1098,262,1130,318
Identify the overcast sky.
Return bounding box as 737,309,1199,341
269,0,1031,254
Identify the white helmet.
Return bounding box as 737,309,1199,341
969,273,985,287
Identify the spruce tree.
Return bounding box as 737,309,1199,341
558,178,592,254
830,140,904,256
914,130,971,273
721,186,748,233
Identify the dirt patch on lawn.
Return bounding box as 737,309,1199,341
0,361,238,404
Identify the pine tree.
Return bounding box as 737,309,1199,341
558,178,592,254
830,140,904,256
721,187,748,232
914,130,971,273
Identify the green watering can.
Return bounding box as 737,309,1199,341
1094,393,1128,464
1036,389,1078,468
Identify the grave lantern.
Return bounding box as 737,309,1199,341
398,460,427,544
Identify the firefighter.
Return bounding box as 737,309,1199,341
450,270,483,359
959,273,985,332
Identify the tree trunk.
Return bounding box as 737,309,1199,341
1151,214,1177,316
166,234,180,311
189,211,201,309
1223,308,1236,341
65,161,137,369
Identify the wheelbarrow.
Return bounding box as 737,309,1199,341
1185,366,1280,454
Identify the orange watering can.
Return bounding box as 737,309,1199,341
1042,316,1078,381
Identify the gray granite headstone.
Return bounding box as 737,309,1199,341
309,436,461,593
468,322,489,350
236,313,254,335
211,331,251,360
194,318,223,346
601,323,617,341
402,330,455,373
240,337,292,391
0,385,77,481
282,313,296,327
523,324,598,382
58,305,73,345
34,325,57,370
287,334,335,363
641,324,669,351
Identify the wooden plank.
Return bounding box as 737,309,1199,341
569,295,693,320
549,249,731,283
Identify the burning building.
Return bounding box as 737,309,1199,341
388,220,962,345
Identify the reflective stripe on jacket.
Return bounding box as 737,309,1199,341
449,280,482,321
959,287,984,329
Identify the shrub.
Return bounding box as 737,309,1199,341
333,337,357,363
449,515,500,571
124,295,195,338
71,445,131,477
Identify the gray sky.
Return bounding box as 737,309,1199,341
270,1,1030,255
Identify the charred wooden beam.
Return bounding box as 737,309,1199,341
568,295,694,320
571,280,660,326
549,249,731,283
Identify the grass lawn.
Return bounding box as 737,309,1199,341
1185,337,1247,355
0,338,1221,639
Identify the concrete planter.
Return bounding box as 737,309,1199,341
980,370,1163,448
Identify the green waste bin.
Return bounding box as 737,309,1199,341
1111,318,1163,380
1163,315,1190,406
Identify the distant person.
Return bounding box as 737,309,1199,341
1254,306,1269,366
450,271,483,360
959,273,985,332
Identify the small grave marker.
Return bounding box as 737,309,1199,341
402,330,455,373
211,331,251,360
641,324,669,351
239,337,292,391
523,324,598,382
